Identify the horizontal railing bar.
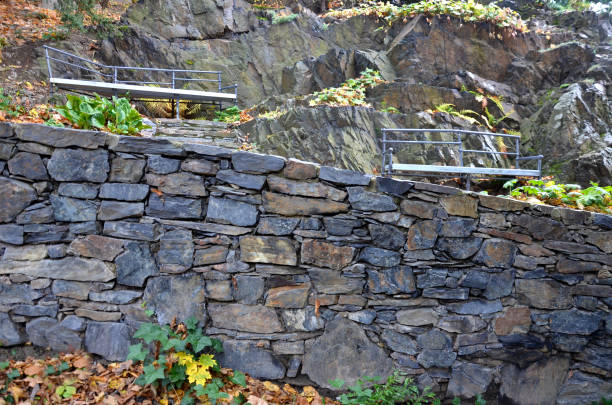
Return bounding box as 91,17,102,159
516,155,544,160
381,128,521,139
173,77,219,82
462,149,517,155
220,84,238,90
113,66,222,74
116,80,173,85
382,140,462,145
48,57,112,77
44,45,108,68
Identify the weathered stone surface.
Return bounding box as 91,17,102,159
99,183,149,201
557,257,600,273
52,280,91,300
272,340,304,355
157,229,193,270
8,152,48,180
308,268,365,294
483,270,515,300
396,308,439,326
405,220,441,250
265,283,310,308
0,312,24,346
270,177,346,202
57,183,99,199
376,177,414,196
26,317,57,347
181,159,218,175
447,362,493,399
552,334,588,352
50,195,98,222
257,217,299,235
500,357,570,405
479,195,528,211
281,307,325,331
416,330,456,368
216,169,266,190
301,239,354,270
324,217,361,236
145,173,207,197
436,237,483,259
0,224,23,244
348,309,376,324
474,239,517,268
0,141,14,159
16,124,106,149
440,218,477,237
45,323,82,352
283,158,318,180
515,279,572,309
89,290,141,304
12,304,58,317
108,135,183,156
69,235,124,261
116,241,157,287
98,201,144,220
0,178,36,223
400,200,437,219
592,213,612,230
359,247,401,267
144,274,206,325
208,303,283,333
572,284,612,297
182,143,232,158
347,187,397,212
240,235,296,265
550,309,602,335
206,197,258,227
217,339,285,380
2,245,47,261
422,288,469,300
511,215,566,241
448,299,502,315
319,166,370,186
303,318,392,389
440,195,478,218
103,221,158,241
232,151,285,174
194,246,228,265
205,280,233,301
437,315,486,333
575,345,612,371
585,231,612,253
59,315,86,331
262,191,348,216
234,275,265,304
368,223,406,250
109,157,145,183
147,194,202,219
381,329,417,354
367,267,415,294
147,155,180,174
85,322,130,361
47,148,109,182
459,270,489,289
75,308,122,321
494,306,531,335
15,204,53,224
557,371,612,405
0,257,114,281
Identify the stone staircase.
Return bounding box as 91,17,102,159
153,119,244,149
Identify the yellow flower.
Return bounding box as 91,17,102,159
175,352,217,386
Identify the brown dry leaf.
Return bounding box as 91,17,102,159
73,355,91,369
22,363,44,376
301,386,318,398
247,395,269,405
283,384,297,396
262,381,279,392
7,386,24,403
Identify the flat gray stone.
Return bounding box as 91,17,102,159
60,315,86,331
367,267,415,294
181,158,219,175
57,183,99,199
47,148,109,182
12,304,58,317
69,234,124,261
440,218,477,237
146,194,202,219
8,152,48,180
52,280,91,300
147,155,180,174
234,275,265,304
50,195,98,222
108,135,184,156
437,315,487,333
359,247,401,267
347,187,397,212
0,312,24,346
0,224,24,245
116,241,157,287
208,303,283,333
416,269,447,289
144,274,206,325
145,173,207,197
98,201,144,220
216,170,266,190
302,318,393,389
422,288,469,300
281,307,325,331
368,223,406,250
46,324,82,352
0,177,37,223
99,183,149,201
381,329,417,355
557,371,612,405
231,151,285,174
89,290,142,304
308,268,365,294
436,237,484,260
217,340,286,380
483,270,515,300
206,197,258,226
0,257,114,281
319,166,370,186
447,362,493,399
257,217,300,235
26,317,57,347
85,322,131,361
103,221,158,241
109,157,145,183
157,229,193,269
550,309,602,335
16,124,106,149
500,357,570,405
183,143,232,158
447,300,502,315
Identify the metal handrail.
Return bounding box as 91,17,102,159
380,128,543,185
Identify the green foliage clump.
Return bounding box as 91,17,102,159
128,317,248,405
309,68,386,107
0,88,25,118
330,371,439,405
504,179,612,213
326,0,528,33
55,93,150,135
57,0,119,38
1,360,21,403
272,13,299,24
214,106,242,123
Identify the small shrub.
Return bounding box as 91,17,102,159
272,13,299,24
309,68,386,107
213,105,242,123
54,93,150,135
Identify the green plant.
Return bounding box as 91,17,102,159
1,361,21,403
214,105,242,123
330,371,439,405
452,396,487,405
45,361,71,376
259,108,287,120
309,68,386,107
54,93,150,135
592,398,612,405
57,0,120,38
272,13,299,24
128,317,246,404
0,88,25,118
55,381,77,399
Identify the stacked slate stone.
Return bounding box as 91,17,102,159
0,122,611,404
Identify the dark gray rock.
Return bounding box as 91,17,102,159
85,322,131,361
0,178,36,223
511,214,566,241
375,176,414,196
440,218,477,237
52,280,91,300
216,170,266,190
47,244,66,259
380,329,417,355
24,224,69,243
103,221,158,241
181,158,219,175
281,307,325,331
47,148,109,182
302,318,393,389
231,151,285,174
257,217,299,235
416,269,448,289
416,330,456,368
8,152,48,180
109,157,145,183
592,213,612,230
368,223,406,250
405,220,441,250
437,315,487,333
447,362,493,399
57,183,99,199
0,282,43,304
50,195,98,222
26,317,57,347
515,279,572,309
116,241,157,287
234,275,265,304
46,324,82,352
367,267,415,294
206,197,258,227
183,143,232,158
308,268,365,294
0,224,24,244
99,183,149,201
98,201,144,220
300,217,321,230
447,300,503,315
147,155,180,174
483,270,515,300
348,309,377,324
157,229,194,270
0,141,14,159
217,339,286,380
144,274,206,325
109,136,183,156
574,295,598,311
500,357,570,405
145,172,207,197
89,290,142,304
146,194,202,219
12,304,58,317
60,315,86,331
550,309,602,335
1,257,113,281
552,334,589,352
286,356,301,378
436,237,483,260
0,312,24,346
319,166,371,186
323,217,361,236
359,247,401,267
347,187,397,212
69,221,98,235
557,371,612,405
422,288,469,300
16,124,106,149
474,239,517,268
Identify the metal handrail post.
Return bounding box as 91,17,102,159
458,132,464,167
113,67,117,83
234,84,238,106
44,47,53,96
515,138,520,169
217,72,222,92
382,130,387,175
388,147,394,175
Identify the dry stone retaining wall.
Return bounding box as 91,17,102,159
0,122,611,404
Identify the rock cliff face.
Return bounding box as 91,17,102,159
0,123,611,404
